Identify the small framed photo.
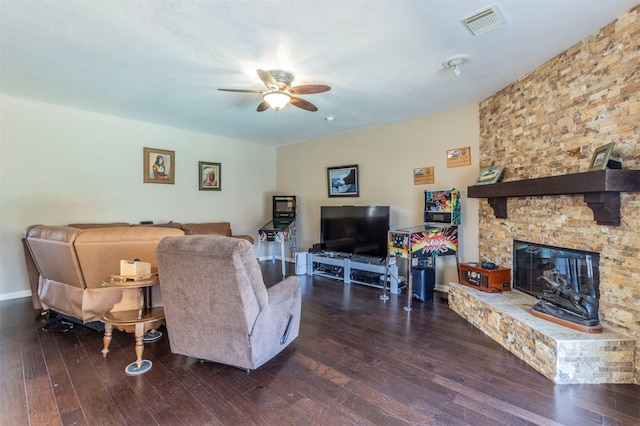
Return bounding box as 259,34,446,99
199,161,221,191
588,142,615,171
328,164,359,197
474,166,504,185
143,147,174,184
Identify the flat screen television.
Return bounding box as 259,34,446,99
320,206,390,258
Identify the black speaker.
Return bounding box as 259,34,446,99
411,267,435,301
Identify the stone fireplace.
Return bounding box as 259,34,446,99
458,6,640,384
449,223,635,385
448,236,635,384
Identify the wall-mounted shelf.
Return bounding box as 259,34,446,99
467,169,640,226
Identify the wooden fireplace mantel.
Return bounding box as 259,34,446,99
467,169,640,226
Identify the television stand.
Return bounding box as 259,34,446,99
307,252,400,293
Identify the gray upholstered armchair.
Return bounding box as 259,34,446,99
156,235,301,370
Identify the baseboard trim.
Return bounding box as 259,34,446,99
0,289,32,301
258,256,295,263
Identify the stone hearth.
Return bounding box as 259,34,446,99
448,282,635,384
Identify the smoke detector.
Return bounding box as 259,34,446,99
460,3,506,35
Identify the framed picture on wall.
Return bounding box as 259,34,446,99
199,161,221,191
143,147,174,184
327,164,359,197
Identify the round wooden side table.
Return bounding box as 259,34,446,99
101,274,165,375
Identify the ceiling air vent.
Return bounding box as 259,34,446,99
461,4,506,35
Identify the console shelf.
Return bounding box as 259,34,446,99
307,253,400,293
467,169,640,226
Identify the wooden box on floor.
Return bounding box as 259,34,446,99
459,263,511,293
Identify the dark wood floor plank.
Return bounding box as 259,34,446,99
431,374,565,425
292,337,460,425
83,327,177,424
197,365,273,426
51,328,126,425
2,261,639,425
565,385,640,424
25,375,62,426
250,351,374,425
134,361,217,425
298,333,498,425
168,366,248,425
0,330,30,426
38,328,87,424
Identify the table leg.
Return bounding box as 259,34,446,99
124,321,154,376
134,322,145,369
102,323,113,357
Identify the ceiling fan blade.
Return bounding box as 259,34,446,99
218,88,262,93
289,85,331,95
257,101,270,112
257,69,279,90
290,96,318,112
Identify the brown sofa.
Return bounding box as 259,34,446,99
68,221,254,243
23,222,254,323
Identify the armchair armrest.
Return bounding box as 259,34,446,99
249,276,301,356
266,276,300,305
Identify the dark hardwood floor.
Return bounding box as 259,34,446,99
2,261,639,425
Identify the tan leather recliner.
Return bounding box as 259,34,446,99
156,235,301,370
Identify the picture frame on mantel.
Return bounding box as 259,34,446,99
199,161,221,191
143,147,174,184
474,166,504,185
327,164,359,197
588,142,620,171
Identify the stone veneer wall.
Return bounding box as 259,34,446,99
477,6,640,383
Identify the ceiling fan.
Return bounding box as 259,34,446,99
218,69,331,112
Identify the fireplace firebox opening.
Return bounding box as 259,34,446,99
512,240,601,333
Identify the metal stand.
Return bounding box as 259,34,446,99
257,220,296,278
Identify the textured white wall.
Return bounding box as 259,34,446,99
0,95,276,299
276,104,480,287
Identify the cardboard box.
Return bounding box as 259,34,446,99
120,259,151,276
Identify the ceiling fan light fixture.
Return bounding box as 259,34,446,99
263,91,291,110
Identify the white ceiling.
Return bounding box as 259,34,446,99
1,1,637,147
